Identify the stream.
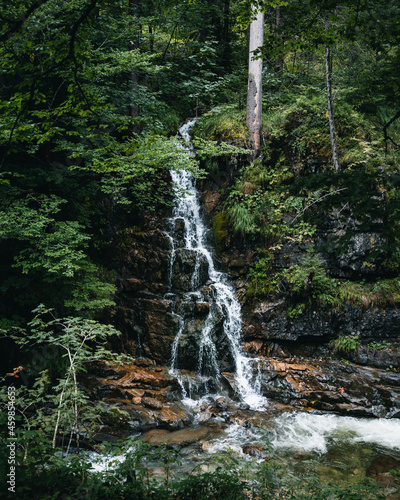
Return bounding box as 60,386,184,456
86,120,400,485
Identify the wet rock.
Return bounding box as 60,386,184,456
142,397,164,410
195,302,210,316
349,346,400,370
174,218,185,247
243,444,266,459
134,299,180,364
243,302,400,344
258,356,400,418
157,403,193,430
203,191,221,212
367,453,400,480
86,362,178,400
216,397,229,411
140,426,211,446
172,249,209,291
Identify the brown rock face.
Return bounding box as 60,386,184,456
142,397,164,410
140,299,180,364
85,361,194,432
255,356,400,418
140,426,212,446
171,249,209,292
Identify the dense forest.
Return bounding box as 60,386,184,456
1,0,400,498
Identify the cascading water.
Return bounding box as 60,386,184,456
166,119,266,410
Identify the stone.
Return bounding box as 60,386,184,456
140,426,210,446
257,356,400,418
215,397,229,411
172,249,209,291
157,404,193,430
243,302,400,344
142,397,163,410
242,444,266,459
195,302,210,316
174,218,185,246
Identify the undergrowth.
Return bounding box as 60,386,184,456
329,334,361,353
247,249,400,316
0,435,394,500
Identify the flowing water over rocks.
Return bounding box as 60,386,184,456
165,119,266,410
90,120,400,485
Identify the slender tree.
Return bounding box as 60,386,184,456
246,3,264,157
325,15,340,172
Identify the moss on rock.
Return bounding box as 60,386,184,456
213,211,229,254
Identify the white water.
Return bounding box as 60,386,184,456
167,120,266,410
82,412,400,473
270,412,400,454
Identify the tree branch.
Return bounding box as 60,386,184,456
290,187,348,225
67,0,99,62
383,109,400,152
0,0,53,42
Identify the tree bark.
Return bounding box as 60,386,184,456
246,4,264,158
222,0,231,69
325,13,340,173
275,6,284,74
326,46,340,172
129,0,140,122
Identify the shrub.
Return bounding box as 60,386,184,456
329,334,361,353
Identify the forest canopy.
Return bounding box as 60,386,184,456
0,0,398,330
1,1,400,498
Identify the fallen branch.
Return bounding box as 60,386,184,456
290,187,348,225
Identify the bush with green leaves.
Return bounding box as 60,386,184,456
329,334,361,354
225,160,316,245
283,250,337,304
0,305,130,458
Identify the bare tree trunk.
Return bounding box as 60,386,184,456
325,14,340,172
129,0,140,123
326,46,340,172
275,6,284,74
222,0,231,69
246,4,264,158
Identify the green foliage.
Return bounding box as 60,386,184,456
0,304,129,457
368,340,399,351
194,105,249,144
329,334,361,354
0,432,392,499
283,251,335,301
193,137,251,161
287,302,306,319
0,195,89,278
226,160,316,244
63,261,116,313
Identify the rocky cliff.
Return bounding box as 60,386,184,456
98,169,399,423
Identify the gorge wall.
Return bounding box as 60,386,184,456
101,161,400,421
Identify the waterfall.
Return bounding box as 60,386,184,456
167,119,266,410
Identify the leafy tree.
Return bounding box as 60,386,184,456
1,304,129,455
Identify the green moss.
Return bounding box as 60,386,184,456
194,104,248,144
212,211,229,254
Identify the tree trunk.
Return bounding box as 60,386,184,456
326,46,340,172
246,4,264,158
275,6,284,74
222,0,231,69
325,13,340,173
129,0,140,123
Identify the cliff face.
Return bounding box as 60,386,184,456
101,170,399,421
199,178,398,346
